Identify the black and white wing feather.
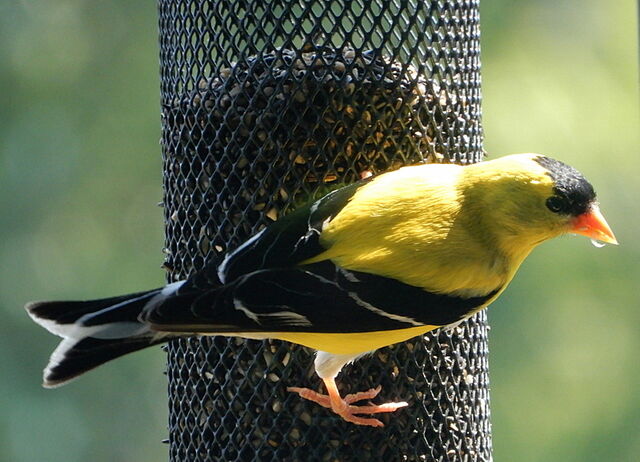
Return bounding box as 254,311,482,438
145,261,499,333
216,180,369,284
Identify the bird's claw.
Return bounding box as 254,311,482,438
287,385,408,427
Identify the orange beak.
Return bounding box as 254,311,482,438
570,204,618,245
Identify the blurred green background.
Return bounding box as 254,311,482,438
0,0,637,461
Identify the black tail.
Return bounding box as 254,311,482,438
26,288,172,388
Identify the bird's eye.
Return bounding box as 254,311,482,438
546,196,567,213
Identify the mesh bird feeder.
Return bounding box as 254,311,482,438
158,0,490,460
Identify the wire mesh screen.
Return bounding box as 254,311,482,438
158,0,489,460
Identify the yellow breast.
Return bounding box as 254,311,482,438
306,163,509,296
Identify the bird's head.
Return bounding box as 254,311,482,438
463,153,617,257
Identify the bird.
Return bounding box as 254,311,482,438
26,153,617,427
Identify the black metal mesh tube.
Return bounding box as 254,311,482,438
158,1,490,460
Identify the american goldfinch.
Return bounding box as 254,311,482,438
27,153,616,427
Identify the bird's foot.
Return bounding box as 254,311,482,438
287,385,383,408
287,384,408,427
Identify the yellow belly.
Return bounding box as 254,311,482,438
266,325,439,355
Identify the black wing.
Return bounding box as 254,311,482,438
216,180,370,284
145,261,499,333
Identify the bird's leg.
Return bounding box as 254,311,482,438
287,378,408,427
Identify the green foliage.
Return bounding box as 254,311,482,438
0,0,637,460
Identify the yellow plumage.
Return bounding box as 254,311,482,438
309,154,554,296
264,326,437,356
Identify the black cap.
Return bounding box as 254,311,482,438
535,156,596,216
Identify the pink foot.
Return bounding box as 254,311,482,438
287,383,408,427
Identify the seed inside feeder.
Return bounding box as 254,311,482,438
162,47,462,271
